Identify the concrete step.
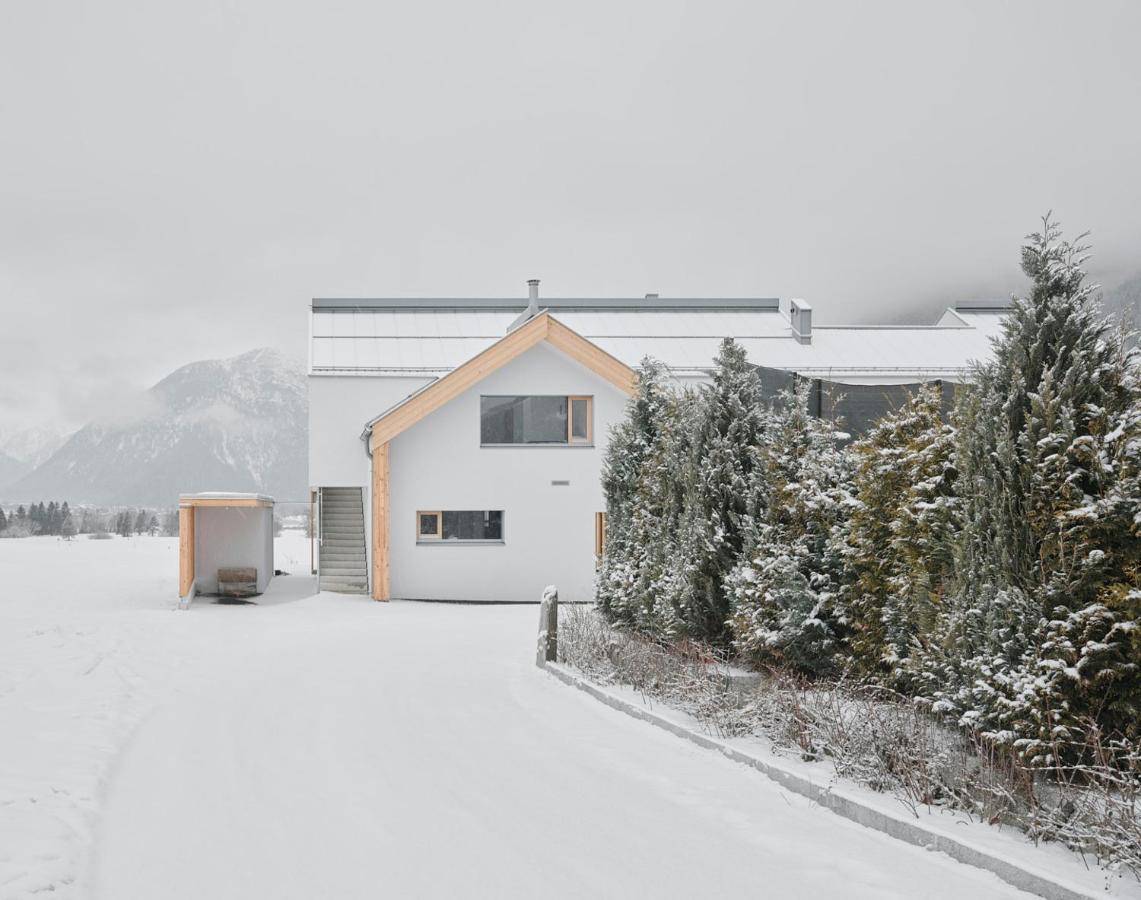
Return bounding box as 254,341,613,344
321,567,367,578
321,550,366,560
321,585,369,596
320,579,368,592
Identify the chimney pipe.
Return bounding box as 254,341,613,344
527,279,540,316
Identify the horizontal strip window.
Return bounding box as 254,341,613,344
417,510,504,542
480,395,593,445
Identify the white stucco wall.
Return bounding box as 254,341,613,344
194,506,274,594
385,342,629,603
308,374,432,489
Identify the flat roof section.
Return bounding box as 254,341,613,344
179,493,275,508
312,297,781,312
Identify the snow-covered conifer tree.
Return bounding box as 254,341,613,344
672,339,769,643
923,216,1141,754
597,358,669,626
844,384,958,686
728,380,854,673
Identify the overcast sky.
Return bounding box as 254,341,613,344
1,0,1139,435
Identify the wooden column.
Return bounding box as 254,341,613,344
178,505,196,598
372,442,390,601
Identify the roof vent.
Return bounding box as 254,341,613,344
789,298,812,343
645,293,659,300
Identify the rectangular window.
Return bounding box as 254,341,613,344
569,396,591,443
418,511,442,539
480,395,592,445
416,510,503,542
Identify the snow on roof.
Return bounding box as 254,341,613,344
309,298,1008,385
179,492,275,505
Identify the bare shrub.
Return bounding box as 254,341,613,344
0,521,36,539
558,605,1141,878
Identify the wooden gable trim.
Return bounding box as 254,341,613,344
367,311,636,450
546,317,637,396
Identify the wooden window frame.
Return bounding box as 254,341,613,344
416,509,506,544
417,510,442,540
568,395,593,445
480,394,594,447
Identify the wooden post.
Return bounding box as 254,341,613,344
536,585,558,666
178,505,195,600
372,442,390,601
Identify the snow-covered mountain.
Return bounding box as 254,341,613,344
5,348,307,507
0,425,69,470
0,450,30,491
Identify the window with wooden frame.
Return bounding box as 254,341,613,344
480,395,593,446
418,510,442,540
569,396,592,444
416,510,504,543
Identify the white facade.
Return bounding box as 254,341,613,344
387,344,626,602
308,291,1006,602
308,374,430,489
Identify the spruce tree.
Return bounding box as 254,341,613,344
637,387,703,636
674,339,769,644
597,358,670,626
924,216,1141,755
844,384,959,686
0,507,7,532
728,380,854,673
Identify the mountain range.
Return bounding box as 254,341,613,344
1,348,307,508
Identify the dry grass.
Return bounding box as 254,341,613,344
558,604,1141,878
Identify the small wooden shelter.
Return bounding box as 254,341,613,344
178,493,275,608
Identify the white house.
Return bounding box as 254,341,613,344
307,281,1006,603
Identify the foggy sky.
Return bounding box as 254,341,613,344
2,0,1140,435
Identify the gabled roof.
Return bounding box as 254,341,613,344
365,311,637,450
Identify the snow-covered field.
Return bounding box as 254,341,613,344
0,534,1056,899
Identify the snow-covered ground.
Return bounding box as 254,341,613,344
0,534,1064,898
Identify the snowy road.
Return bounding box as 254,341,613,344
90,598,1036,900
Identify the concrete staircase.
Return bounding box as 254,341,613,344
319,487,369,595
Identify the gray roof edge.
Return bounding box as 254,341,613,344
953,302,1012,312
312,296,781,311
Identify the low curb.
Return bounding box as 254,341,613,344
540,660,1107,900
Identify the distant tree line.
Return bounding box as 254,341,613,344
0,501,76,538
598,217,1141,763
0,502,175,539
